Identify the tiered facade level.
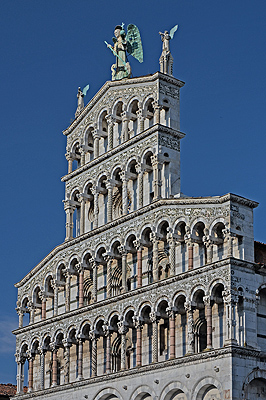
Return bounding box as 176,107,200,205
13,66,266,399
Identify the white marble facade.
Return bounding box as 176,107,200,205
13,72,266,400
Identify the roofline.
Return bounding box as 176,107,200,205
62,71,185,136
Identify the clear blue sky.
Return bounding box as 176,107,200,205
1,0,266,384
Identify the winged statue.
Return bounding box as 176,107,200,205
75,84,90,118
105,24,143,81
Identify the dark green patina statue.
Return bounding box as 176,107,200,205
105,23,143,81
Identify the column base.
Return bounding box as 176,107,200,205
203,347,213,352
224,339,238,346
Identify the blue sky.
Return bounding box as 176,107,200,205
1,0,266,384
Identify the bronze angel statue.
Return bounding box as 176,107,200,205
105,23,143,81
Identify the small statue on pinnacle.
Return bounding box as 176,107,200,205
159,25,178,75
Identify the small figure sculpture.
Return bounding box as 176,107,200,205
159,25,178,76
105,23,143,81
75,84,90,118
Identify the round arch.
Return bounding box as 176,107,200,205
93,387,123,400
159,381,189,400
191,377,223,400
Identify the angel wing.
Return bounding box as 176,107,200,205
82,84,90,96
126,24,143,63
169,24,178,39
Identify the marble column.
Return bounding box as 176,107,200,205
106,181,114,223
149,312,158,363
93,131,100,158
92,188,99,229
89,259,98,303
134,316,143,367
62,339,70,384
204,296,213,349
17,309,24,328
77,337,83,380
38,347,45,390
51,280,58,316
106,115,115,151
136,109,145,133
167,232,176,276
15,353,24,394
203,230,213,264
103,324,112,374
167,308,176,359
118,246,128,293
51,345,58,387
133,240,143,288
186,240,194,270
136,163,144,209
89,331,98,377
105,255,113,298
64,202,75,241
151,155,163,200
78,265,84,308
28,301,35,324
119,171,129,215
185,301,195,354
77,194,86,235
153,101,161,124
118,321,128,370
150,232,159,282
223,291,238,345
64,271,71,312
66,154,73,174
121,111,129,142
27,352,33,393
39,292,46,320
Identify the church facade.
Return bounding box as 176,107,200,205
13,29,266,400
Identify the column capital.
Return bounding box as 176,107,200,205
119,170,129,182
103,252,113,263
38,290,47,302
135,162,144,174
203,295,212,307
136,109,145,120
222,289,238,304
166,307,175,319
133,239,144,252
133,315,143,330
121,111,130,121
26,350,34,361
89,330,98,341
150,231,159,243
102,323,113,337
118,245,128,257
117,320,128,335
149,311,159,324
50,342,58,353
184,300,193,312
92,129,101,140
105,114,115,125
151,154,164,167
62,338,71,348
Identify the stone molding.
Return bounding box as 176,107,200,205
63,72,185,137
15,194,257,289
13,258,237,336
62,124,185,183
11,345,260,400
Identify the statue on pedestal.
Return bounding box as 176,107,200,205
105,23,143,81
159,25,178,76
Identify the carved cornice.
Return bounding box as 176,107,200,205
61,124,185,182
62,72,185,137
12,345,261,400
15,194,257,288
13,257,239,335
